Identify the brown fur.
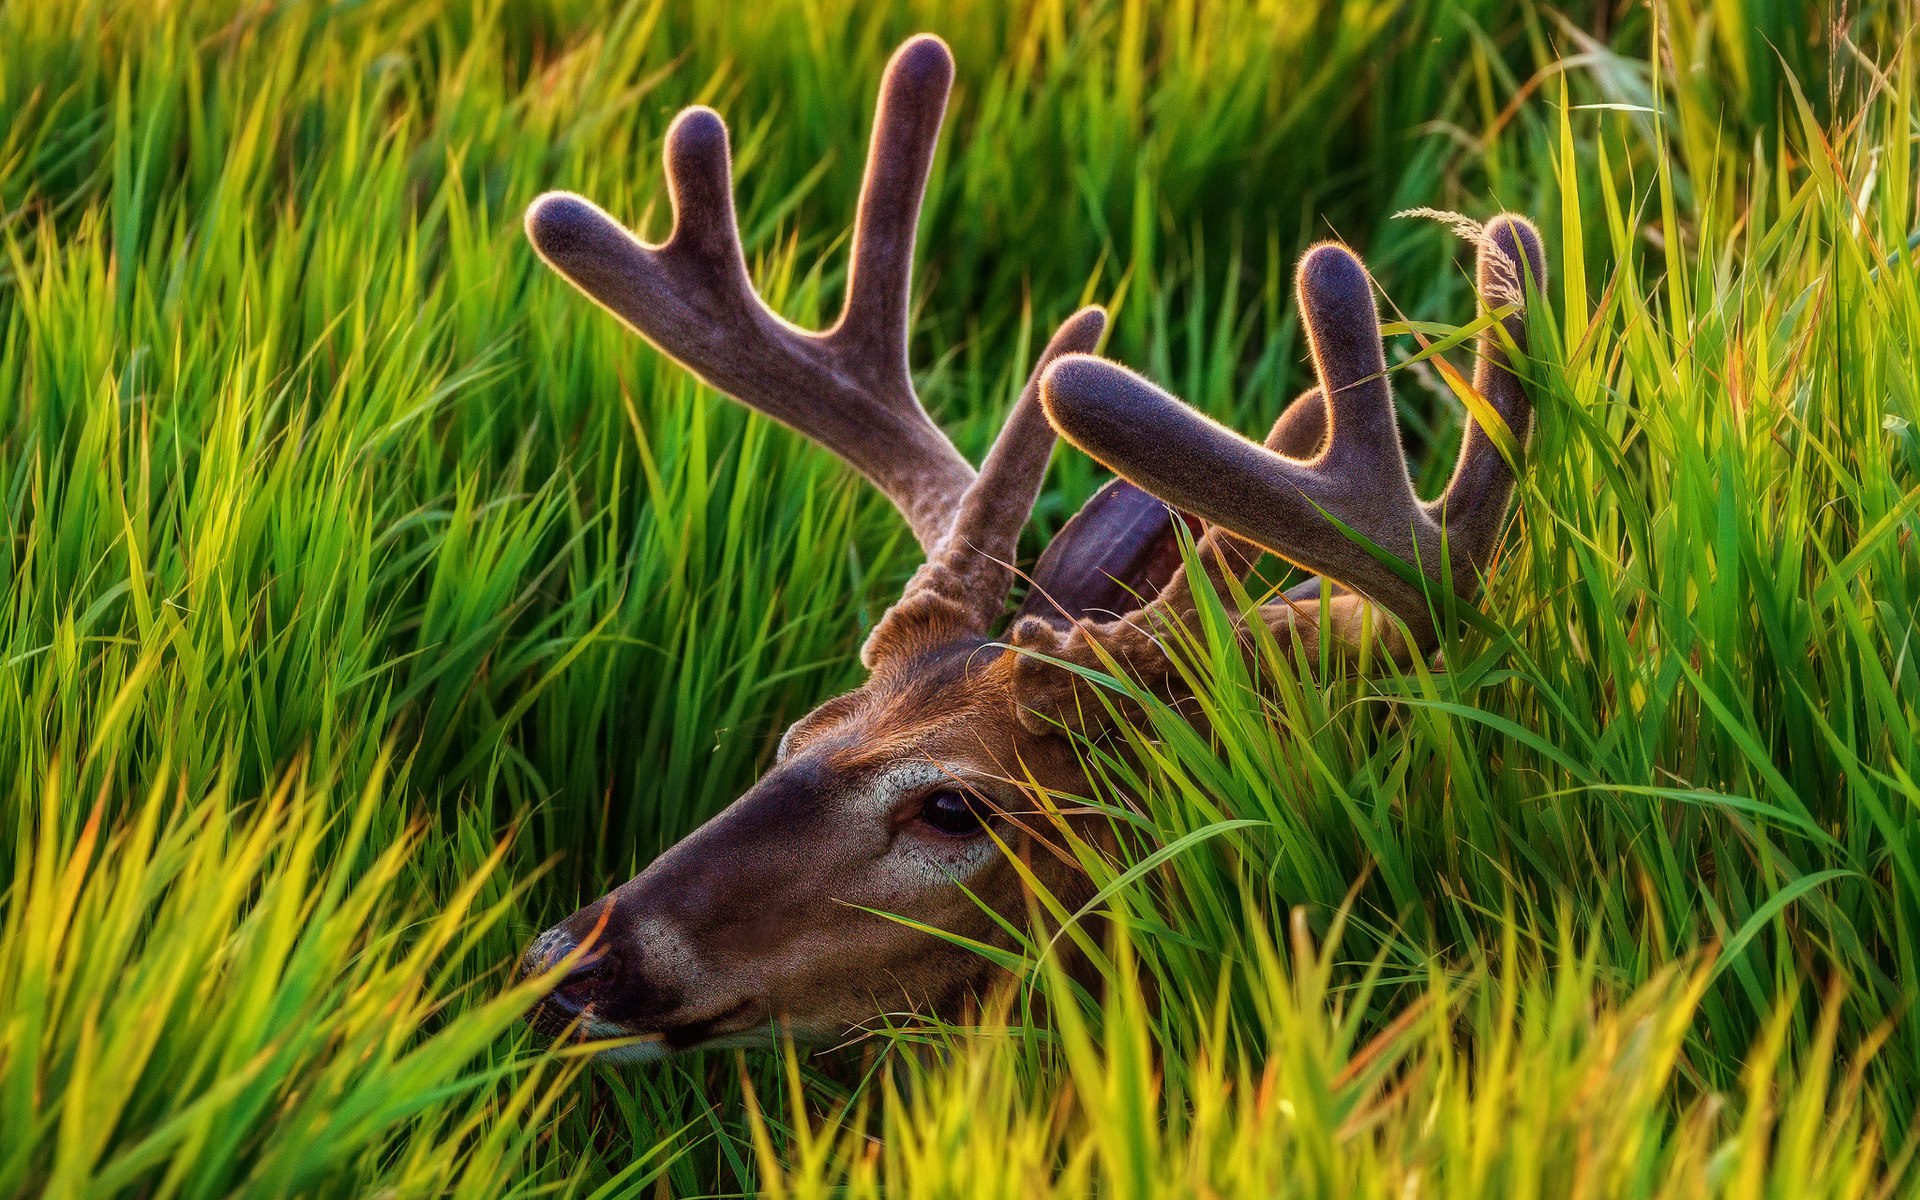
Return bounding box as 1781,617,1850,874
516,32,1544,1058
524,641,1100,1053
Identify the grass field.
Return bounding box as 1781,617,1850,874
3,0,1919,1195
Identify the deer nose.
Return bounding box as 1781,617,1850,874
516,925,574,980
551,951,622,1015
524,925,633,1019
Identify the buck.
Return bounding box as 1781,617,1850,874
517,35,1545,1060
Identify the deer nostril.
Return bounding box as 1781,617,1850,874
565,951,612,984
551,945,622,1009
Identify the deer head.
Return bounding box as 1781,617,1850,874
517,34,1546,1060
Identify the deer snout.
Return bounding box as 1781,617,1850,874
516,924,573,980
518,924,621,1043
519,893,624,1010
517,895,709,1047
519,925,624,1018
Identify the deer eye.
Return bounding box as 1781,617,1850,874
918,788,988,837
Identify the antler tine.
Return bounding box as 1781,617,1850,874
830,35,954,368
938,308,1110,597
1295,244,1411,482
1427,215,1549,578
524,36,973,553
863,306,1108,666
1035,216,1545,660
1071,386,1328,633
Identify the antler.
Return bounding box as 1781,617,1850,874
863,305,1107,665
1011,216,1545,720
526,34,1111,657
524,35,974,552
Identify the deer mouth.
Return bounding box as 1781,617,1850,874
526,992,767,1059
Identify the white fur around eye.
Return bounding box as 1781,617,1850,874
898,825,1001,882
861,762,952,816
863,762,1003,882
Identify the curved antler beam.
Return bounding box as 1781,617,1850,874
1036,215,1546,656
525,35,974,552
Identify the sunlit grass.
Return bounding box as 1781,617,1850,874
0,755,598,1196
2,0,1916,1195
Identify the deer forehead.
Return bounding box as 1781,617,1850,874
783,643,1021,761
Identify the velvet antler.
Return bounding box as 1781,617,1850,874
1011,216,1545,724
864,305,1108,665
526,36,972,552
525,35,1106,659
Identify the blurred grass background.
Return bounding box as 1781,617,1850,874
2,0,1918,1194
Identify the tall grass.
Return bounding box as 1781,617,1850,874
1,0,1916,1194
0,759,596,1196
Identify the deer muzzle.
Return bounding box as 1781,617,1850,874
517,880,777,1059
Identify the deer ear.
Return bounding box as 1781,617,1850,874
1011,478,1200,627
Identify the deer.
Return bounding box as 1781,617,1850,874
516,34,1546,1061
